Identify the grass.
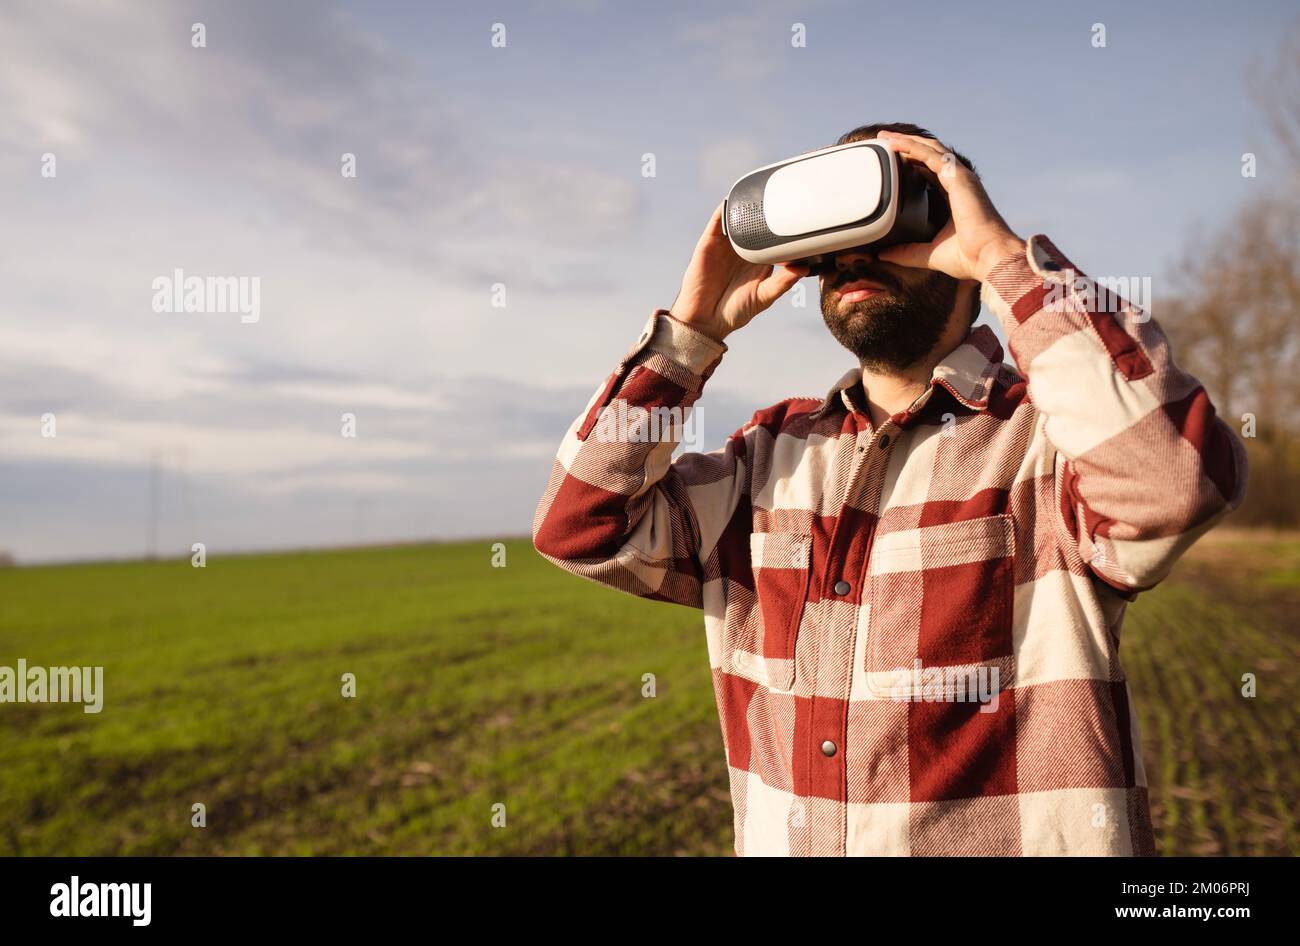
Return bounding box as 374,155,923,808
1121,529,1300,855
0,531,1296,856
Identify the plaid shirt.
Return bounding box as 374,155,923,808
533,235,1247,856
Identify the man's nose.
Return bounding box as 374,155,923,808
827,246,877,275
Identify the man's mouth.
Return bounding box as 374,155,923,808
836,278,889,304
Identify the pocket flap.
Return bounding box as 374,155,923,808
869,514,1014,576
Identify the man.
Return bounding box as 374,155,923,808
532,123,1247,856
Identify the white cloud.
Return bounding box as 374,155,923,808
0,0,655,559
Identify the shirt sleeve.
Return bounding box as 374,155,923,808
979,234,1248,593
532,309,749,608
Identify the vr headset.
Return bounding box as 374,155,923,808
722,138,950,273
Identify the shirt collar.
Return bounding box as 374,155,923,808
808,324,1006,421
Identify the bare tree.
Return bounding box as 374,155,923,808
1164,28,1300,524
1248,21,1300,170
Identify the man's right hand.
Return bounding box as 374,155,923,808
668,200,809,343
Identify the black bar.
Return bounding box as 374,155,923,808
0,855,1284,932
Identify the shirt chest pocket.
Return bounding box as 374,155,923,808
730,531,813,692
864,514,1016,701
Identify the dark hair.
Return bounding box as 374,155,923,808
836,122,976,173
836,122,981,325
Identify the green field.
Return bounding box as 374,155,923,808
1,531,1296,856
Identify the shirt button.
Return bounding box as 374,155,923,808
821,740,837,757
879,434,891,449
833,579,850,595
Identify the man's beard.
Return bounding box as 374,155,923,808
820,267,959,373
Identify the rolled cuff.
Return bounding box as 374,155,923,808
639,308,728,376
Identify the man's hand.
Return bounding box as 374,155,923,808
873,131,1024,282
668,200,809,343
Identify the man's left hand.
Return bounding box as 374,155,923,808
874,130,1025,282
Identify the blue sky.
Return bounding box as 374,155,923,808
1,0,1295,562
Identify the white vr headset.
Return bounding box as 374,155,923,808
722,138,950,272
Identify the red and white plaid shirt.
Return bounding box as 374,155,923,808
533,235,1247,856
